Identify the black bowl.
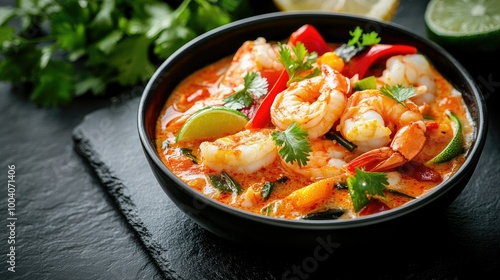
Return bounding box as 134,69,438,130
138,12,487,248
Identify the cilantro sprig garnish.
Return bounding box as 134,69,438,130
347,26,381,48
0,0,251,107
335,26,381,62
223,71,268,110
272,122,312,168
379,84,417,107
278,42,321,85
347,168,388,212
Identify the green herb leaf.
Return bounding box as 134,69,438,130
180,147,198,164
261,182,274,200
347,168,388,212
379,84,417,106
336,26,381,62
278,42,321,85
348,26,381,48
223,71,268,110
208,171,243,194
31,61,75,107
272,122,312,168
261,176,288,200
108,35,156,86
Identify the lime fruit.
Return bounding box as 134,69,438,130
427,111,464,164
176,106,249,142
272,0,400,21
425,0,500,52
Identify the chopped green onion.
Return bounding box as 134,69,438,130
325,131,357,152
354,76,377,91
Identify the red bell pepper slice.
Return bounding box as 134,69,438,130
246,69,288,129
359,199,391,216
288,24,333,55
247,24,331,129
341,44,417,79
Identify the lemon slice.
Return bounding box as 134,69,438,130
427,111,464,164
176,106,249,142
425,0,500,52
273,0,400,21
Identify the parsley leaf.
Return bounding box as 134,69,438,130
379,84,417,106
272,122,312,168
223,71,268,110
346,168,388,212
278,42,321,85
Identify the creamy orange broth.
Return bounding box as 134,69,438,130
155,46,473,220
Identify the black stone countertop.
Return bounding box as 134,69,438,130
1,0,499,279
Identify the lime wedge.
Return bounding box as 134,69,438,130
427,111,464,164
176,106,249,142
425,0,500,52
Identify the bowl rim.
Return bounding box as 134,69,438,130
138,11,488,230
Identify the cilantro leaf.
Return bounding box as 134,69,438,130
346,168,388,212
272,122,312,168
223,71,268,110
278,42,321,85
108,35,155,86
336,26,381,62
31,61,75,107
379,84,417,106
347,26,381,48
223,90,254,110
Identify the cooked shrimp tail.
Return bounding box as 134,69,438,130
346,121,427,171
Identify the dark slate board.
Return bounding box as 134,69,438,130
72,93,500,280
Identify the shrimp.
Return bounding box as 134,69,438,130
215,37,283,100
378,54,437,105
271,65,350,139
199,129,278,174
281,138,351,180
338,89,427,172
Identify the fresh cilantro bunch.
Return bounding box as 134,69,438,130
0,0,251,107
